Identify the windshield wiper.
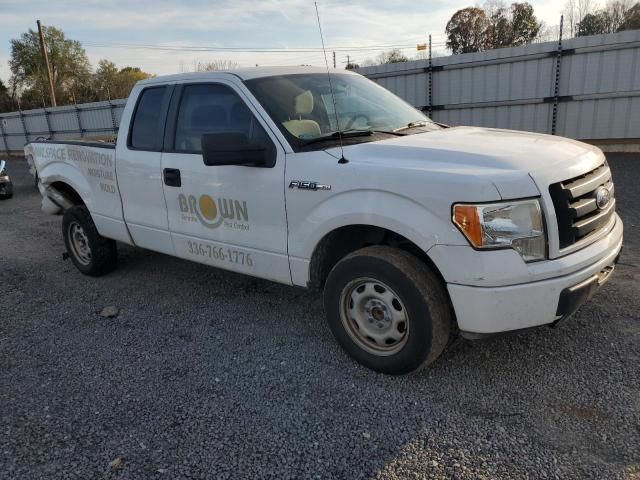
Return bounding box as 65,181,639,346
393,120,430,132
300,129,404,146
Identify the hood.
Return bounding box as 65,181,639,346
329,126,605,199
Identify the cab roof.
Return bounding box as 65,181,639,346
138,66,358,86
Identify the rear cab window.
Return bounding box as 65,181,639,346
128,86,172,151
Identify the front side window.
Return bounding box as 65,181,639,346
174,84,270,154
129,86,167,150
244,73,441,150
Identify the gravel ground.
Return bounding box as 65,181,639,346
1,154,639,480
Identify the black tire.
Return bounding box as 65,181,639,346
324,246,451,374
62,205,117,276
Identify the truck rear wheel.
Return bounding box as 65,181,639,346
324,246,451,374
62,205,117,276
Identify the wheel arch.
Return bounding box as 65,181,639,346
39,162,93,210
49,180,85,206
307,224,448,292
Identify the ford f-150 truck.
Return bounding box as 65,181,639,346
26,67,623,374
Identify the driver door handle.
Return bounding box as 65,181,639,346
163,168,181,187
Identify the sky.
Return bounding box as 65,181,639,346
0,0,567,84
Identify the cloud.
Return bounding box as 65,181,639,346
1,0,565,81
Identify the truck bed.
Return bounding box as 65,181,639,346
25,140,129,242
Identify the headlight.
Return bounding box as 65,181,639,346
453,199,546,262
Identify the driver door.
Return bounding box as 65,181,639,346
160,80,291,284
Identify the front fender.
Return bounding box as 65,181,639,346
287,189,468,286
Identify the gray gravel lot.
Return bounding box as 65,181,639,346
1,154,639,479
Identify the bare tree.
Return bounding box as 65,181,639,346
179,59,241,72
483,0,507,18
563,0,597,36
601,0,634,32
376,49,409,64
195,60,241,71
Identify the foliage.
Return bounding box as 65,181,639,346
93,60,153,100
5,26,154,112
577,12,607,34
509,3,542,45
9,26,91,106
0,79,15,112
446,7,491,54
618,2,640,30
446,3,541,54
575,1,640,35
563,0,597,36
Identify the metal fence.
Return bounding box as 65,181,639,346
357,30,640,142
1,29,639,154
0,99,126,153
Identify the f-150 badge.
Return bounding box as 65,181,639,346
289,180,331,191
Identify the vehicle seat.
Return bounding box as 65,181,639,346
178,105,228,151
283,90,321,139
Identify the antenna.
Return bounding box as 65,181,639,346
314,1,347,164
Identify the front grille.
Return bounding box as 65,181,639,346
549,163,616,249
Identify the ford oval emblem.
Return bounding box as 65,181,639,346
595,186,611,210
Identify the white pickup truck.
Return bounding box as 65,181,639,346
26,67,623,374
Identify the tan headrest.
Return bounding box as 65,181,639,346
294,90,314,115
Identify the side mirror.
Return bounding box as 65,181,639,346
201,133,268,167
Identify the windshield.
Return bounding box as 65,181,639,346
244,73,440,150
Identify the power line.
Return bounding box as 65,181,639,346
80,40,440,53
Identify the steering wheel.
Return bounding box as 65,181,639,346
342,114,370,130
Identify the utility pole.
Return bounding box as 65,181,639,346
333,51,336,68
37,20,56,107
428,34,432,118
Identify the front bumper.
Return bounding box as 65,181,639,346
445,215,623,335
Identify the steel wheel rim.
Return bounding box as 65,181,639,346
339,277,409,356
68,221,92,266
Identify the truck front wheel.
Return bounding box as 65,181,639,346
324,246,451,374
62,205,117,276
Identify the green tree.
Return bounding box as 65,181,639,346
0,79,15,113
486,6,513,48
446,8,491,54
93,60,153,100
9,25,91,106
577,12,607,35
510,3,542,45
485,3,541,48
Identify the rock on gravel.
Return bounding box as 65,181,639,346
99,306,120,318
